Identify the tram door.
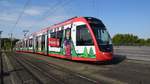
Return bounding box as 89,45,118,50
36,37,38,52
33,36,36,52
45,33,48,55
42,34,48,54
41,35,45,53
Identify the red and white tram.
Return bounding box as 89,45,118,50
15,17,113,62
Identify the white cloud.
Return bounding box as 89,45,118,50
0,0,12,7
17,19,38,28
42,6,73,25
24,6,51,16
0,13,17,22
0,1,73,38
24,8,43,16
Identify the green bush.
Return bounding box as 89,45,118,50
112,34,150,46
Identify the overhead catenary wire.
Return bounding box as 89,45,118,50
10,0,71,37
27,0,65,30
10,0,30,33
92,0,98,17
29,0,72,30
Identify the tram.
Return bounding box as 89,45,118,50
15,16,113,62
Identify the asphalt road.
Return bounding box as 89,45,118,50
114,46,150,61
6,52,150,84
1,52,98,84
1,46,150,84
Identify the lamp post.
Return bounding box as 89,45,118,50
23,30,29,38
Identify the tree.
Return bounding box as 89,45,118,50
112,33,149,46
1,38,19,51
146,38,150,46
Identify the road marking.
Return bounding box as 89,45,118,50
76,74,98,83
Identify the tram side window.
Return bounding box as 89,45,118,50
20,42,22,48
36,37,38,50
57,30,63,47
29,39,32,47
26,40,28,47
38,36,42,48
50,31,57,47
76,25,94,46
19,43,20,48
23,41,25,48
50,29,63,47
50,31,56,38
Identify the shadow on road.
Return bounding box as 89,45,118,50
68,55,127,65
100,55,126,65
58,54,127,65
17,52,126,65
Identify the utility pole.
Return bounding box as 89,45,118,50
23,30,29,50
0,31,2,52
0,30,3,84
10,33,13,51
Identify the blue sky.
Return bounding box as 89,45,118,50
0,0,150,39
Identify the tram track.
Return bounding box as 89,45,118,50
6,52,41,84
19,52,150,84
4,52,150,84
12,53,98,84
16,52,97,84
17,53,126,84
14,54,63,84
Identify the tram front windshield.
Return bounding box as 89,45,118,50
90,23,113,52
